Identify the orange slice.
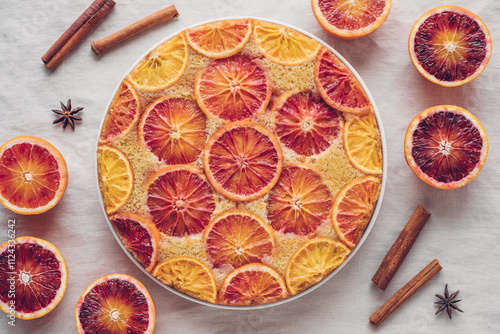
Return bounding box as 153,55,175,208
203,121,283,202
99,79,141,144
75,274,155,334
145,165,215,236
332,175,381,248
128,34,189,91
0,136,68,215
267,165,333,236
0,237,68,319
186,19,252,58
344,114,382,174
194,55,272,122
312,0,392,39
138,96,207,165
97,145,134,214
285,237,350,295
254,20,321,66
409,6,492,87
152,256,217,304
109,213,161,272
202,210,276,269
272,91,342,156
404,105,488,189
218,263,289,306
315,47,371,114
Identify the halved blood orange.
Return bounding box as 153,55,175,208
75,274,155,334
312,0,392,39
0,136,68,215
99,79,141,144
152,256,217,303
146,165,215,236
109,213,161,273
254,21,321,66
267,165,333,236
404,105,488,189
203,121,283,202
315,47,371,114
186,19,252,58
332,175,381,248
409,6,492,87
138,96,207,165
344,114,382,174
0,237,68,319
202,210,276,269
285,237,350,295
218,263,289,306
272,91,342,156
194,55,272,122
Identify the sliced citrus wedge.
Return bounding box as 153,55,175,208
203,210,276,269
0,237,68,319
332,175,381,248
99,79,141,144
203,121,283,202
128,34,189,91
186,19,252,58
97,145,134,214
194,55,272,122
285,237,350,295
254,20,321,66
75,274,155,334
315,47,371,114
152,256,217,304
344,114,382,174
139,96,207,164
146,165,215,236
267,165,333,236
218,263,289,306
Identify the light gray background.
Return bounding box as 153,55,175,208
1,0,499,333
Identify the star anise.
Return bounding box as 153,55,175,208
52,99,83,130
435,284,463,319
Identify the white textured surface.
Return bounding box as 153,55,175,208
1,0,499,333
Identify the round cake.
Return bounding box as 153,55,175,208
97,18,383,307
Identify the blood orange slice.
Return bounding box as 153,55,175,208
272,91,342,156
409,6,492,87
194,55,272,122
267,165,333,236
218,263,289,306
332,175,381,248
75,274,155,334
146,165,215,236
0,237,68,319
203,121,283,202
344,114,382,174
138,96,207,165
202,210,276,269
186,19,252,58
0,136,68,215
99,79,141,144
109,213,160,273
404,105,488,189
312,0,392,39
152,256,217,303
315,47,371,114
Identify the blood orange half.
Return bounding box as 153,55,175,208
0,136,68,215
404,105,488,189
409,6,492,87
146,165,216,236
0,237,68,319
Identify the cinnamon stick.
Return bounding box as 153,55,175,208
369,259,442,327
372,205,431,290
91,4,179,56
43,0,115,71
